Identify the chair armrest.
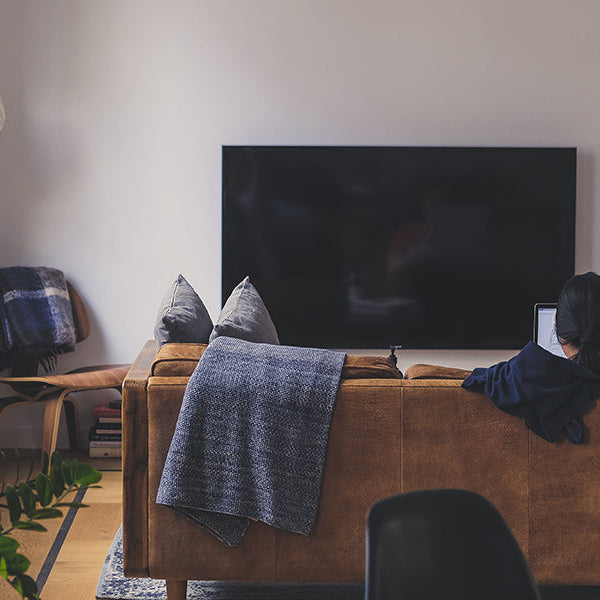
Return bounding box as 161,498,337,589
122,340,158,577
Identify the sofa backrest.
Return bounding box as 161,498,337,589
150,343,403,380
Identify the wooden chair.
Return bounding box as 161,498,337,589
0,281,130,459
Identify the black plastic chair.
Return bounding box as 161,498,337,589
365,489,541,600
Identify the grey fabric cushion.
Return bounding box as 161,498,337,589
210,276,279,344
154,275,213,345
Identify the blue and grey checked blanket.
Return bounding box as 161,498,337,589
156,336,346,546
0,266,76,371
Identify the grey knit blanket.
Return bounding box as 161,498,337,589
156,336,346,546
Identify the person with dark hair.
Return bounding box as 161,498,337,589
463,272,600,445
555,271,600,375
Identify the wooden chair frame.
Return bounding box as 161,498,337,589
0,279,130,458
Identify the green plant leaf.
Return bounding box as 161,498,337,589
73,463,102,486
16,483,36,518
50,450,62,467
10,573,23,595
0,535,19,556
41,451,50,476
34,473,53,507
60,461,74,487
1,451,98,599
18,573,39,599
13,521,47,533
30,508,63,520
5,552,30,576
5,486,22,524
49,463,65,498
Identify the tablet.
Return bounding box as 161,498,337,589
533,303,564,357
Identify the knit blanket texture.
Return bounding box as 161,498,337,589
156,336,346,546
0,266,76,371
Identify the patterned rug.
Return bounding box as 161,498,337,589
95,526,363,600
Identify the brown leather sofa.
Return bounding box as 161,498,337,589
122,341,600,600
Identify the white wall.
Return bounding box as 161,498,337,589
1,0,599,445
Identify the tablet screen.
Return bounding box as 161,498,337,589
535,305,564,357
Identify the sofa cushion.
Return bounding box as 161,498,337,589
343,355,403,379
151,343,401,379
404,363,472,380
209,276,279,345
154,275,213,346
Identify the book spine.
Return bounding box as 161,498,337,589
92,411,122,419
90,433,122,441
89,440,122,447
94,419,121,429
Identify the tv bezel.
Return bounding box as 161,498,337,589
221,145,577,350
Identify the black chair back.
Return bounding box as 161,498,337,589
365,489,541,600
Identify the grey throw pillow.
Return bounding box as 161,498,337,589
154,274,213,345
210,276,279,344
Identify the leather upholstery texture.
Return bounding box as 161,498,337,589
123,341,600,586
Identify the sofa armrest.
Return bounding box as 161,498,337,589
404,363,472,380
122,340,158,577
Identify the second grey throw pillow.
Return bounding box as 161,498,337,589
210,276,279,344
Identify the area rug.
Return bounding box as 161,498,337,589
95,526,363,600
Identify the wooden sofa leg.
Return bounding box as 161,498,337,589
166,580,187,600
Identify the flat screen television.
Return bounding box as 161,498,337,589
222,146,576,349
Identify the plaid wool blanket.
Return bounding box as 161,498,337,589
0,266,76,371
156,336,346,546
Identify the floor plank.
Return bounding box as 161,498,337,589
0,451,122,600
41,469,122,600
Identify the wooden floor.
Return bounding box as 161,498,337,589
0,451,122,600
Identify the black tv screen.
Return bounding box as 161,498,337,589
222,146,576,349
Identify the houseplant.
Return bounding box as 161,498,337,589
0,450,101,599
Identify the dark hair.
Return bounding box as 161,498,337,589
555,271,600,375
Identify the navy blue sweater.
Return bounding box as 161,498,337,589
462,342,600,443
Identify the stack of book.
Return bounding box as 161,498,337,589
89,400,122,458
